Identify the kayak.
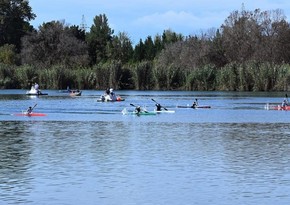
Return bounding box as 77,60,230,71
123,111,156,116
69,90,82,96
177,105,211,109
13,112,47,117
153,109,175,113
26,92,48,96
97,98,125,102
122,108,156,115
267,105,290,110
26,87,48,95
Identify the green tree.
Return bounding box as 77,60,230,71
133,39,145,62
0,44,17,65
21,21,89,67
0,0,36,51
162,29,183,44
153,35,164,55
143,36,155,61
106,32,133,63
86,14,114,65
68,25,86,41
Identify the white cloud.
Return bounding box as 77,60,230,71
129,10,226,39
29,0,290,42
133,11,196,29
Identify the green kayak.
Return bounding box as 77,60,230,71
122,108,156,115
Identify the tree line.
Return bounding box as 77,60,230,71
1,1,290,91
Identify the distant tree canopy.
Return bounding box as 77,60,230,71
21,21,89,67
221,8,290,64
2,1,290,91
0,44,16,65
2,1,290,69
86,14,114,65
106,32,134,64
0,0,36,51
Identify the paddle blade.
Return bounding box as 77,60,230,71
130,103,136,107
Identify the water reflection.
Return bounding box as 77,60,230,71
216,123,290,201
0,121,34,204
0,120,290,204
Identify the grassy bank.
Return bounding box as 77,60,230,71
1,61,290,91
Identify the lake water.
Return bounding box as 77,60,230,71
0,89,290,205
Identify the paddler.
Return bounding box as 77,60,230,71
26,103,37,114
191,99,198,108
105,88,110,95
135,106,141,114
109,88,117,101
282,99,288,107
34,82,40,94
27,106,33,114
155,103,162,111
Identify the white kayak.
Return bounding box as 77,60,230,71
26,87,48,95
153,109,175,113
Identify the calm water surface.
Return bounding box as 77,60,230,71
0,90,290,205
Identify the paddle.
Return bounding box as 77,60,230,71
286,94,288,103
151,98,168,111
32,103,37,111
130,103,148,113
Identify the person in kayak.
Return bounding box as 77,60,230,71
100,88,114,101
155,103,162,111
34,82,39,90
27,106,33,114
282,99,288,107
135,106,142,114
191,99,198,108
109,88,117,101
34,82,40,94
105,88,110,95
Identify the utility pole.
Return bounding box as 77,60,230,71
80,15,88,31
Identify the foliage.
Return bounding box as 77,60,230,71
14,65,38,88
21,21,89,67
0,0,36,51
153,63,186,90
0,63,16,88
3,4,290,91
106,32,134,64
0,44,17,65
186,65,217,91
86,14,114,65
131,61,155,90
221,8,290,64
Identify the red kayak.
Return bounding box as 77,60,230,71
265,103,290,110
177,105,211,109
271,105,290,111
13,112,47,117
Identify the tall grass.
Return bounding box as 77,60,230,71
1,61,290,91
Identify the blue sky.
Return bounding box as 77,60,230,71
29,0,290,44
